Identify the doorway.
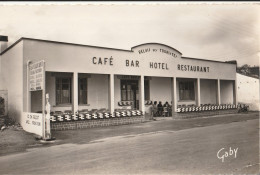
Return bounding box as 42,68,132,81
121,79,139,110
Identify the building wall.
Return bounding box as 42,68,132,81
150,77,172,104
86,74,109,110
22,39,237,113
200,79,217,105
23,40,237,80
0,41,24,123
237,73,259,111
220,80,234,104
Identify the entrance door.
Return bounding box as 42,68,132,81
121,79,139,110
130,80,139,110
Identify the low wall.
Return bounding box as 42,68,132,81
51,116,145,131
173,109,238,119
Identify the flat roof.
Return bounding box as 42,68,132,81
0,37,236,65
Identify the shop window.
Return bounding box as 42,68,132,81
179,81,195,100
144,80,150,100
78,78,88,104
56,77,72,105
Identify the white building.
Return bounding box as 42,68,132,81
0,37,238,129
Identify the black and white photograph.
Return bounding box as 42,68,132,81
0,1,259,174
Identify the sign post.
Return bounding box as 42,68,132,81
28,60,48,140
45,93,51,139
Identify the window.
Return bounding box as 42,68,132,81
179,81,195,100
78,78,88,104
120,79,149,101
121,80,134,101
144,80,150,100
56,77,72,105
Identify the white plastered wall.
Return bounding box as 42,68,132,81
150,77,172,104
0,42,23,124
220,80,234,104
86,74,109,110
200,79,217,105
237,73,259,111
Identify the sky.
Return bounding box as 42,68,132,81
0,2,259,66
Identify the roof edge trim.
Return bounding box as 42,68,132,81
0,37,133,56
0,38,23,56
182,56,237,64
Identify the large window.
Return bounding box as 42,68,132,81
56,77,72,105
179,81,195,100
78,78,88,104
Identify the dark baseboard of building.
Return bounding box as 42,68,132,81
51,116,145,131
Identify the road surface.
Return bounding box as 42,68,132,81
0,116,259,174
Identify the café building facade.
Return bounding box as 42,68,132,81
0,37,237,129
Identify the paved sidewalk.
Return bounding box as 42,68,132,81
51,112,259,146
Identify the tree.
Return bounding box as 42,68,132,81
237,64,251,76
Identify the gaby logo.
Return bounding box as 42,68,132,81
217,147,238,162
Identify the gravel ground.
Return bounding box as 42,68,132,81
0,126,39,156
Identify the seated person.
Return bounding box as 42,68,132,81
157,101,163,116
151,101,158,118
163,101,170,108
163,101,170,117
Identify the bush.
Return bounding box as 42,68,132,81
0,115,16,128
4,116,16,126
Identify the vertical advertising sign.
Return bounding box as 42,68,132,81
27,60,46,139
29,60,44,91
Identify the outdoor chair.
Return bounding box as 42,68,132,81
157,107,163,116
90,109,98,113
80,109,89,113
97,108,107,113
162,107,169,117
54,111,63,115
64,110,72,115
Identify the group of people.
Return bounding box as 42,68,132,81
150,101,172,119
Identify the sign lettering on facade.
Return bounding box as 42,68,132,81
177,64,210,72
23,112,43,136
137,47,178,58
91,55,211,73
29,60,44,91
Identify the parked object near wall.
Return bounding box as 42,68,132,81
237,73,260,111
